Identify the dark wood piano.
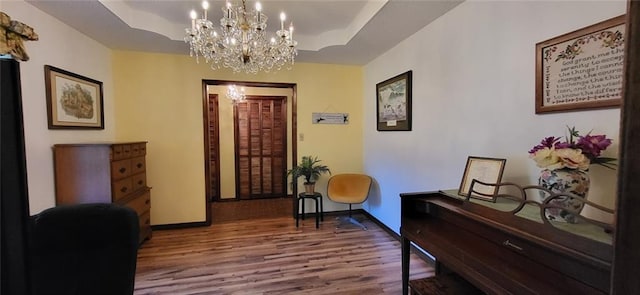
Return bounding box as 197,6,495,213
400,188,614,295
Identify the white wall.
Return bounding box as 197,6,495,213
363,1,626,233
3,0,115,214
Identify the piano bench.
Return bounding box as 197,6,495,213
409,273,484,295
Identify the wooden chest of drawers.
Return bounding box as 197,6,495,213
53,142,152,244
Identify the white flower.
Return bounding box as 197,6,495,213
555,148,590,171
530,147,564,170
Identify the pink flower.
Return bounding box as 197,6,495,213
576,134,612,159
528,137,560,154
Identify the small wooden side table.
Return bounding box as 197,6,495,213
296,192,324,229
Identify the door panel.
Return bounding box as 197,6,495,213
235,96,287,199
205,94,220,201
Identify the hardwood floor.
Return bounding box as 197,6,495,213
211,198,292,223
135,215,434,294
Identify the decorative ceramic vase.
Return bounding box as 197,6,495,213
538,168,590,223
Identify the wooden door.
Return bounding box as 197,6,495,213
234,96,287,199
204,94,221,201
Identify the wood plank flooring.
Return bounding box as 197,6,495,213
135,215,434,294
211,198,292,223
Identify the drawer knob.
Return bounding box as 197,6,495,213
119,167,127,174
137,163,143,168
138,180,144,185
145,199,150,205
120,187,128,193
503,239,523,251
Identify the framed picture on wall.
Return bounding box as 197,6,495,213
535,15,625,114
458,156,507,201
376,70,412,131
45,65,104,129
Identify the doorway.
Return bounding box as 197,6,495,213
202,80,298,224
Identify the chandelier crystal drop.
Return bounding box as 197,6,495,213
226,84,246,102
185,0,298,74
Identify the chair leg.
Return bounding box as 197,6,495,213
319,196,324,221
296,197,300,228
335,204,367,230
345,216,367,230
315,198,319,229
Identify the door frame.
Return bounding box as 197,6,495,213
201,80,298,225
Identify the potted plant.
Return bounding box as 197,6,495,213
287,155,331,195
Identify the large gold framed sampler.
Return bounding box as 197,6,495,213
535,15,625,114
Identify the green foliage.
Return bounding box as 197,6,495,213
286,155,331,184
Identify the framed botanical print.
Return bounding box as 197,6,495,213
45,65,104,129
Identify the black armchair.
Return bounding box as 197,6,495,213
28,203,139,295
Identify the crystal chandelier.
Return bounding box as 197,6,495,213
185,0,298,74
226,84,246,102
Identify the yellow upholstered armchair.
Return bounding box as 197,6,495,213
327,173,372,230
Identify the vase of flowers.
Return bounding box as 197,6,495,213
529,126,615,223
537,168,590,223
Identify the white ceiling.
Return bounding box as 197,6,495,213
26,0,462,65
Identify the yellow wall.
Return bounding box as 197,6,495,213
112,51,363,225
